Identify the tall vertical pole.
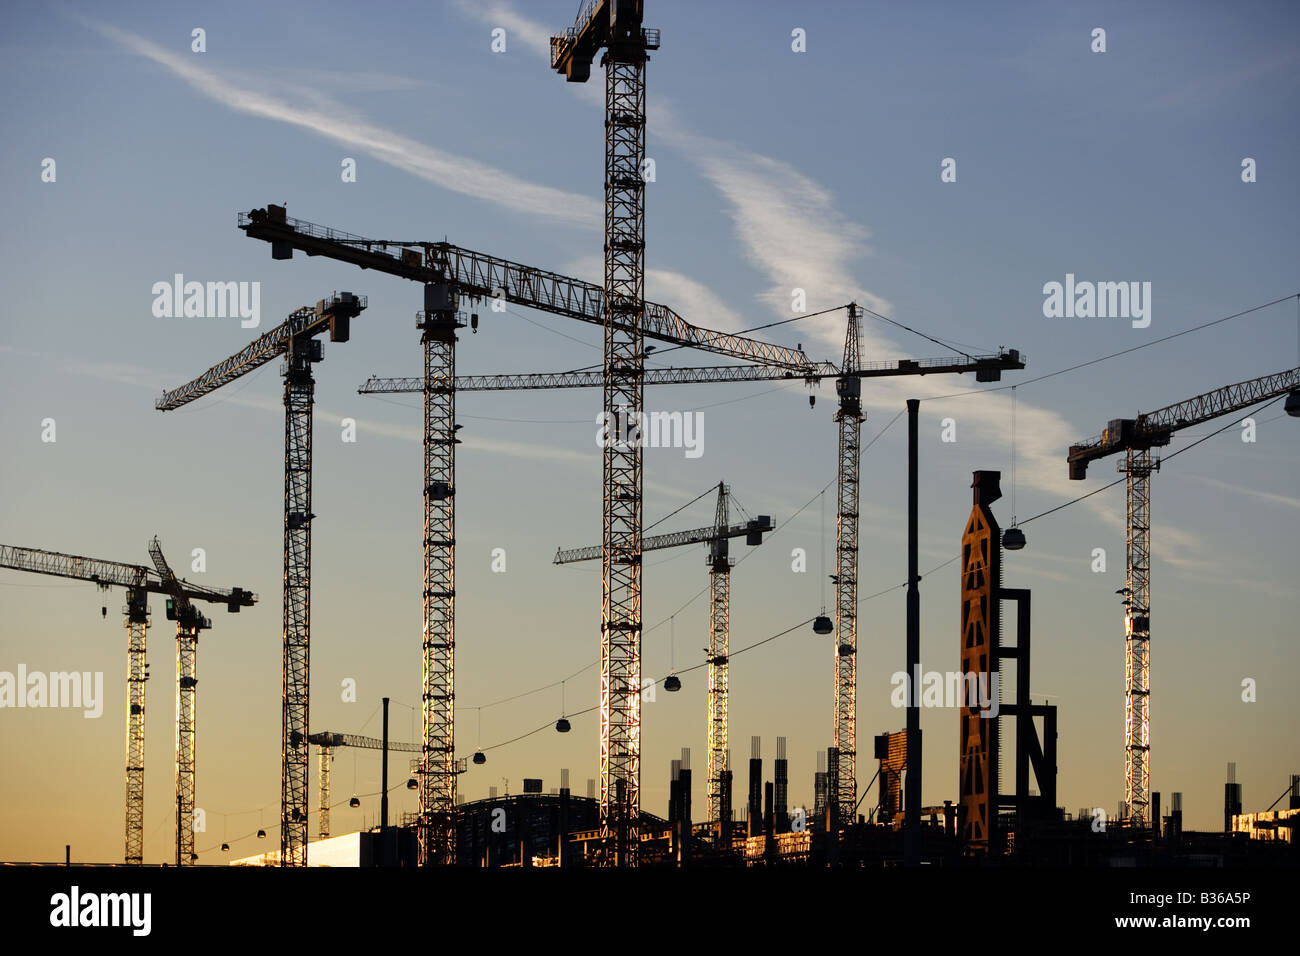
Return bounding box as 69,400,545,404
707,483,730,830
123,585,149,864
1122,448,1153,827
281,334,314,866
381,697,390,832
174,616,198,864
832,304,863,825
599,31,649,867
418,285,459,866
904,399,922,865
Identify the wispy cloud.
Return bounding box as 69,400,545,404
82,18,600,228
1176,473,1300,512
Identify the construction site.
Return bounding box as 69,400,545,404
2,1,1297,916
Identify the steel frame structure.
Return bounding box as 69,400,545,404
958,472,1001,855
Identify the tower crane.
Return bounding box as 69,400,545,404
156,292,366,866
306,731,422,839
147,536,209,866
238,204,808,866
1067,367,1300,828
0,543,255,864
554,482,773,834
551,0,659,867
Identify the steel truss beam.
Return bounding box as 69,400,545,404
357,354,1024,395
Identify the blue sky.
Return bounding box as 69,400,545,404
1,0,1297,861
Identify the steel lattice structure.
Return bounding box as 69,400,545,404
356,351,1023,395
282,338,314,865
544,0,662,865
123,588,149,864
1067,365,1299,828
1120,449,1153,826
707,487,731,830
418,301,460,866
597,47,650,867
240,214,805,370
317,746,332,841
173,620,199,862
832,304,863,823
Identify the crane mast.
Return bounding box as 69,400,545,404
282,329,315,865
0,544,254,863
419,286,461,865
1067,366,1300,827
124,585,149,865
552,0,659,864
157,292,364,866
148,536,210,866
831,303,864,825
706,484,731,833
